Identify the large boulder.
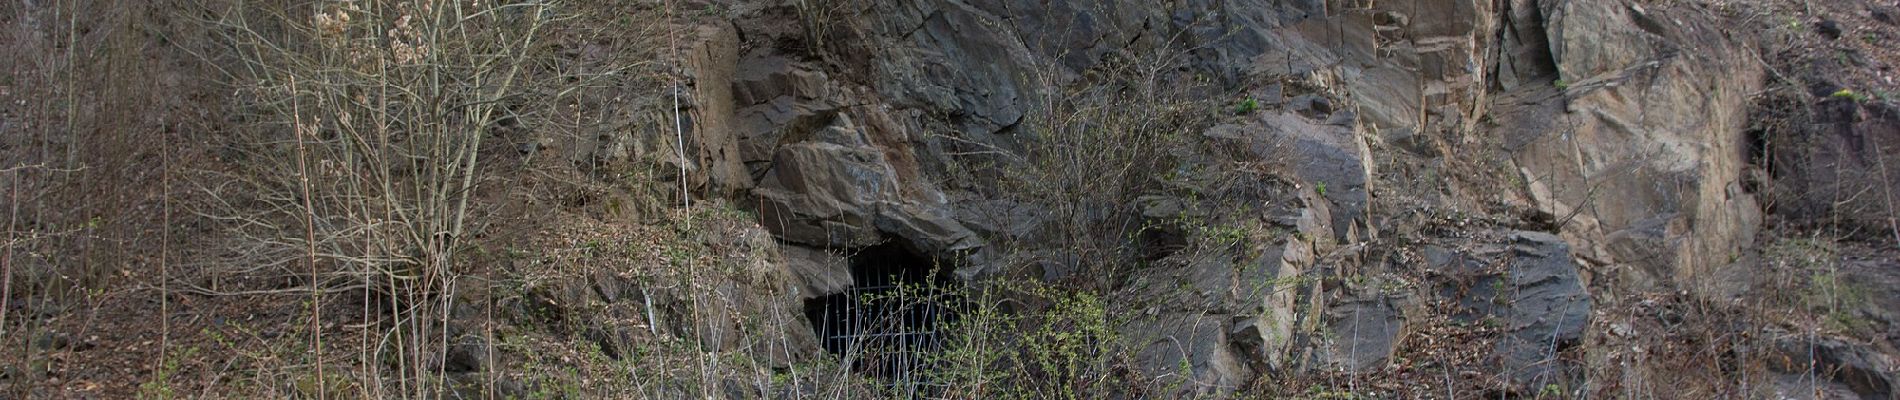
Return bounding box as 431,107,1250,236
752,116,899,248
721,43,983,256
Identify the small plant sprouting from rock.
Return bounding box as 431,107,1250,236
1490,278,1509,305
1832,88,1870,102
1236,98,1260,115
1202,224,1250,245
1539,383,1565,398
1554,79,1569,90
1306,384,1361,399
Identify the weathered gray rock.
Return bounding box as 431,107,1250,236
1125,312,1256,398
781,244,851,300
750,136,982,258
1317,282,1417,373
753,139,895,248
1544,0,1660,83
1118,177,1330,396
869,1,1039,138
682,22,752,193
1204,112,1373,242
708,21,991,269
972,1,1149,71
1493,0,1556,90
872,201,980,255
1423,231,1590,389
1495,231,1591,386
1839,259,1900,352
730,52,841,166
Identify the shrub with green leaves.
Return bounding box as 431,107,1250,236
928,282,1127,399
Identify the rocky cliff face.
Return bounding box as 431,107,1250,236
681,0,1766,285
12,0,1900,398
1502,0,1763,288
625,0,1900,397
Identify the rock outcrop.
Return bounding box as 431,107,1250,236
646,0,1899,397
1118,174,1332,397
1495,0,1763,287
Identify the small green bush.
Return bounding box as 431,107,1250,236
1236,98,1260,114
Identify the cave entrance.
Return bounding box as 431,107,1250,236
803,242,961,391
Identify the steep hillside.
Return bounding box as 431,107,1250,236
3,0,1899,398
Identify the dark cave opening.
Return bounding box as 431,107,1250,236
802,242,962,386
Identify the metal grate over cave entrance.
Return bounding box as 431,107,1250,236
803,242,962,395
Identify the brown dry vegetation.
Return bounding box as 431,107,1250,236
0,0,698,397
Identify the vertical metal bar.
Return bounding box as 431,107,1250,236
902,287,913,391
